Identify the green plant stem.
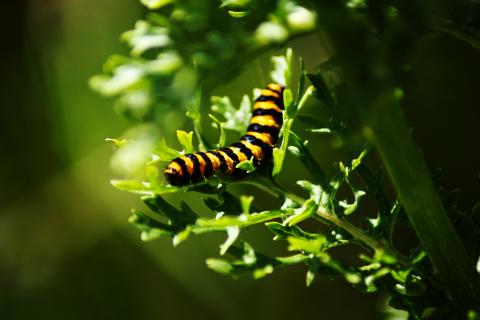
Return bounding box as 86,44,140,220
365,91,480,308
246,178,405,263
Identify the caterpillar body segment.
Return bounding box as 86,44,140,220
164,83,285,186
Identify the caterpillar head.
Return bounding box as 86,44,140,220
164,163,186,186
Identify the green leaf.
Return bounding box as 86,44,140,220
374,248,398,265
287,236,326,253
122,20,171,57
265,222,324,241
206,258,233,275
211,95,251,134
364,267,391,292
228,10,250,18
102,54,131,74
144,51,183,75
255,22,289,46
390,268,412,285
272,148,285,177
208,114,226,147
272,119,293,176
286,6,317,33
236,158,257,173
111,180,155,195
241,242,257,265
339,189,366,215
142,195,198,227
128,209,175,240
351,148,368,170
140,0,174,9
90,64,145,97
288,132,329,188
253,265,274,279
283,198,318,226
176,130,195,154
156,138,182,160
270,48,292,87
240,195,254,215
306,268,316,287
297,180,322,203
196,210,284,229
307,73,335,108
283,88,295,118
220,227,240,255
173,227,191,246
105,138,128,148
220,0,251,7
203,191,244,216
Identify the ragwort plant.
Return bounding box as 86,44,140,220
91,0,480,318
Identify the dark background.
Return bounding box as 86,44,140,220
1,1,479,319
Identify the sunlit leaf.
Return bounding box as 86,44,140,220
176,130,195,154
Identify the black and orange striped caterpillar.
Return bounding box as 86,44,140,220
164,83,285,186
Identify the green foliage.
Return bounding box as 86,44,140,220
92,0,480,318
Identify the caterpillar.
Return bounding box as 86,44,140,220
164,83,285,186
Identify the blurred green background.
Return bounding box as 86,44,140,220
1,1,479,319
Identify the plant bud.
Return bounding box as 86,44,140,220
286,6,317,33
255,21,288,45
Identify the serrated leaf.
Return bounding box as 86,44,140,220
203,191,244,215
176,130,195,154
211,95,251,134
128,209,175,240
142,195,198,227
156,138,182,160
